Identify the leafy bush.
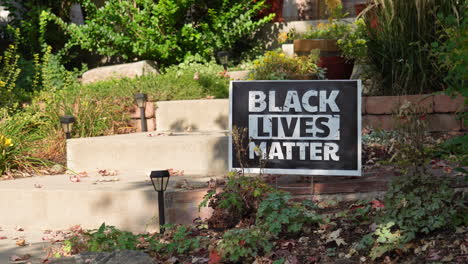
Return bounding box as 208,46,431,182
40,0,274,66
0,41,21,109
256,192,321,236
202,173,274,229
430,3,468,98
337,18,368,63
218,227,273,262
149,225,201,255
0,110,48,176
298,21,352,40
365,0,462,95
248,50,325,80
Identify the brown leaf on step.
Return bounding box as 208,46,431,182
206,95,215,99
0,236,7,239
78,171,89,177
98,169,118,176
15,226,24,231
15,239,26,246
69,225,82,233
9,254,30,261
69,175,81,182
167,168,184,176
34,183,43,188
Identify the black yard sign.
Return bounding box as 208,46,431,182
229,80,362,176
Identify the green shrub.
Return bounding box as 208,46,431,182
149,225,201,255
248,50,325,80
40,0,274,66
218,227,273,262
0,110,47,176
337,18,368,63
431,3,468,98
365,0,462,95
0,41,21,109
256,192,321,236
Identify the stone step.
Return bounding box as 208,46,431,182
0,173,219,234
156,99,229,132
67,131,229,176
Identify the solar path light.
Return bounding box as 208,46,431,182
217,51,229,71
149,170,170,233
60,115,76,139
134,93,148,132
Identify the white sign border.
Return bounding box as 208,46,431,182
228,80,362,176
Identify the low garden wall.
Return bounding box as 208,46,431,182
128,93,466,133
363,94,466,132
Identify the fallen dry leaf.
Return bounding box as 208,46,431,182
371,200,385,209
77,171,89,177
69,175,81,182
15,239,26,246
9,254,30,261
98,169,118,176
208,250,222,264
0,236,7,239
15,226,24,231
167,168,184,176
34,183,43,188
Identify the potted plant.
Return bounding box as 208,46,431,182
291,2,354,79
248,49,325,80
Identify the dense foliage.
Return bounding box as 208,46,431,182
364,0,464,95
39,0,274,66
248,50,325,80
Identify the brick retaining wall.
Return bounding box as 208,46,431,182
363,94,465,132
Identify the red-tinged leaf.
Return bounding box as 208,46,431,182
239,240,246,246
208,250,222,264
69,225,82,233
307,256,319,263
34,183,43,188
349,205,365,210
444,167,453,173
371,200,385,209
0,236,7,239
42,258,49,263
78,171,89,177
69,175,81,182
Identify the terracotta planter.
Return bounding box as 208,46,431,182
293,39,353,79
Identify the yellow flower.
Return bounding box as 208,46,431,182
0,80,5,88
277,32,288,44
0,135,13,147
5,138,12,147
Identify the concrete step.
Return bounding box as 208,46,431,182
67,131,229,175
156,99,228,132
0,173,220,234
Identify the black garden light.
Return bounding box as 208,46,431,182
217,51,229,71
60,115,76,139
149,170,170,233
134,93,148,132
